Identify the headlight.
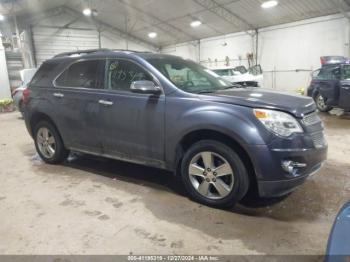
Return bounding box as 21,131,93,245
254,109,303,137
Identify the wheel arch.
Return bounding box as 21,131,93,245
29,112,62,141
174,129,257,190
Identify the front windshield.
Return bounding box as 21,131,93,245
147,57,233,94
234,66,248,74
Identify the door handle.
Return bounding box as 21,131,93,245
342,85,350,90
98,100,114,106
53,93,64,98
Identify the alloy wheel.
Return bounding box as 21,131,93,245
188,151,234,200
316,95,328,111
37,127,56,159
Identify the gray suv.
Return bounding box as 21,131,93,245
23,49,327,208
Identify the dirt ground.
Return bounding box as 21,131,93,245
0,111,349,256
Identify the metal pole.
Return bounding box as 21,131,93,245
125,15,129,50
98,29,102,49
198,40,201,63
255,29,259,66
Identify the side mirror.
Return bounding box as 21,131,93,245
130,80,161,95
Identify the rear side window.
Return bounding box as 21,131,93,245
106,59,153,91
56,60,102,89
311,69,321,79
31,62,60,87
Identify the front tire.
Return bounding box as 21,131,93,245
180,140,250,208
315,94,332,112
34,121,69,164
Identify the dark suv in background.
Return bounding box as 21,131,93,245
23,49,327,208
308,56,350,112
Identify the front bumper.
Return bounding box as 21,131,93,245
258,161,325,197
247,138,328,198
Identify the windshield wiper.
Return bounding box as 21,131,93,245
197,90,216,94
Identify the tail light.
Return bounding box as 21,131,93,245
22,87,30,105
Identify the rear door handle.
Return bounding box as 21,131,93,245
98,100,114,106
53,93,64,98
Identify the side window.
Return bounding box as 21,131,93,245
318,66,341,80
342,65,350,80
31,62,60,87
106,59,153,91
56,60,101,89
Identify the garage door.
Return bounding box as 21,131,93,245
32,27,99,65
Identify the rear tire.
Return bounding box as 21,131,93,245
180,140,250,208
34,121,69,164
315,94,332,112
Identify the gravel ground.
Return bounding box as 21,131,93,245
0,111,349,256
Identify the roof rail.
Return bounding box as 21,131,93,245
53,49,153,58
53,49,110,58
112,49,152,53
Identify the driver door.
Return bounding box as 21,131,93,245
97,58,165,167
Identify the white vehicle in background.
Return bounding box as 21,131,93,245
212,65,264,88
12,68,37,116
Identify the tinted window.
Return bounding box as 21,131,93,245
342,65,350,80
56,60,101,88
31,62,60,87
317,66,341,80
106,59,153,91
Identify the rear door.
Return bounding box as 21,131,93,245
52,59,105,153
339,64,350,110
98,58,165,167
316,65,341,106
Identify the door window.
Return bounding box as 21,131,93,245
56,60,102,89
317,66,341,80
342,65,350,80
106,59,153,91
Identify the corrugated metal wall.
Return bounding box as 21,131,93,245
32,27,99,64
5,51,24,90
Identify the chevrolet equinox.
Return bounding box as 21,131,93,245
23,49,328,208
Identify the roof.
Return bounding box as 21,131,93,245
1,0,348,47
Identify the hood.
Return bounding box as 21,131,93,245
199,88,316,118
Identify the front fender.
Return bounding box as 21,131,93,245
165,99,273,168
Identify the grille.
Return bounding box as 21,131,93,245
303,112,321,126
311,132,327,149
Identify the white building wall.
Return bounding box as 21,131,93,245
259,15,349,92
31,12,157,65
161,14,349,92
0,35,11,99
100,31,155,52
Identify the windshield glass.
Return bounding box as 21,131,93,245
213,69,231,76
234,66,248,74
147,57,233,94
